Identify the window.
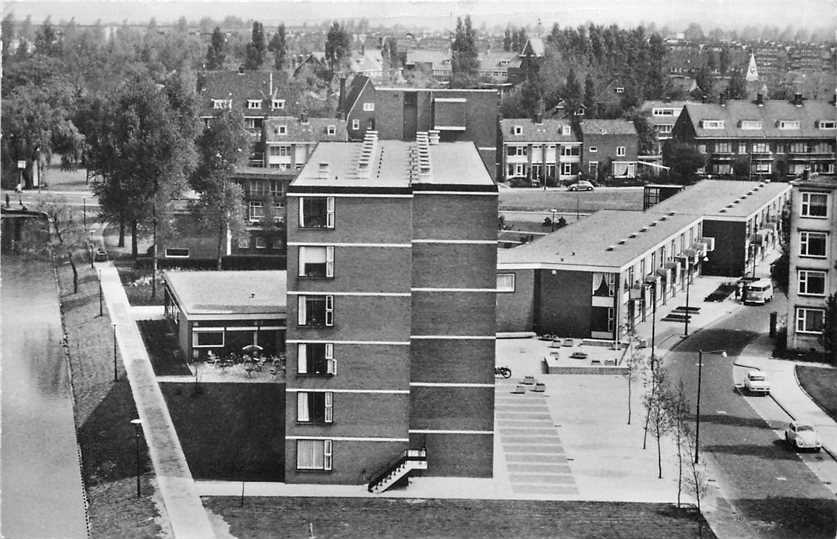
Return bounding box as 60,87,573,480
652,108,675,116
299,246,334,278
297,295,334,327
752,143,770,153
297,391,334,423
193,329,224,348
271,237,284,250
165,248,189,258
715,142,732,154
615,87,624,94
588,161,598,175
562,163,573,175
701,120,724,129
593,273,616,296
738,143,747,154
588,146,598,153
352,119,360,130
778,120,800,129
363,102,375,111
255,236,267,249
818,120,837,129
616,146,626,157
561,125,571,136
657,124,673,134
754,162,771,173
272,99,286,110
212,99,232,109
796,307,825,334
269,180,284,198
248,201,265,222
296,439,332,470
276,125,287,135
247,99,262,110
496,273,515,292
698,144,707,154
269,145,291,157
510,146,527,156
798,270,826,296
561,145,580,156
799,230,828,258
801,192,828,218
740,120,762,129
297,343,336,375
327,125,336,136
513,125,523,135
299,197,335,228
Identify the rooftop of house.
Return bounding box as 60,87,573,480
648,179,791,219
292,135,494,189
521,37,545,57
341,75,372,115
580,119,638,137
479,51,521,69
264,116,348,143
164,271,287,317
498,210,700,270
791,174,837,191
405,48,451,67
198,70,288,113
499,118,579,142
680,99,837,139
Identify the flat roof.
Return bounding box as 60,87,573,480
292,140,494,189
164,271,286,317
791,175,837,191
647,180,791,219
498,210,700,270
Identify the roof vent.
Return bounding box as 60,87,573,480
719,208,727,213
640,227,649,232
659,216,667,221
629,233,638,238
606,246,615,251
668,211,675,216
318,162,330,180
649,222,657,227
618,239,626,245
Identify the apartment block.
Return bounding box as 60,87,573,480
285,132,497,485
787,175,837,352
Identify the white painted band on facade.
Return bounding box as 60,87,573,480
413,191,497,196
477,146,497,151
408,430,494,435
410,382,495,388
286,193,413,199
412,239,497,244
286,388,410,394
287,291,411,297
286,340,410,346
411,288,498,293
287,436,410,442
288,242,411,248
411,335,496,340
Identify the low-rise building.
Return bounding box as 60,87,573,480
498,118,581,185
580,120,639,181
786,175,837,352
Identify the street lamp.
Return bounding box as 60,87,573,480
645,278,658,372
695,349,727,464
112,323,118,382
130,418,143,498
98,268,103,317
550,208,557,232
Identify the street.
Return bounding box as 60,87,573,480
665,293,837,538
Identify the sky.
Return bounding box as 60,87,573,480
3,0,837,33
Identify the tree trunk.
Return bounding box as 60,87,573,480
656,419,663,479
118,218,125,248
627,363,632,425
131,220,138,258
151,209,158,300
68,253,78,294
216,219,224,271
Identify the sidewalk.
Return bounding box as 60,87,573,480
97,262,215,539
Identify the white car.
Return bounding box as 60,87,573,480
785,421,822,452
744,370,770,395
567,180,595,192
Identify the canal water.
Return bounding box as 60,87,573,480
1,254,88,538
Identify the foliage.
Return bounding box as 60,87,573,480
268,24,287,70
664,143,706,185
244,21,266,70
324,22,350,80
642,367,675,479
821,293,837,357
206,27,226,70
727,69,747,99
630,115,655,155
450,16,480,88
583,74,596,115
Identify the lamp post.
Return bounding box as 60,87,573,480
130,419,143,497
112,323,118,382
695,349,727,464
98,268,103,317
550,208,557,232
648,280,658,372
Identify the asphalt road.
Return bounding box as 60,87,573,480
665,299,837,538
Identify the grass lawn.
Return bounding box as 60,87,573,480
115,260,165,306
42,165,93,191
55,247,168,538
137,320,191,376
204,497,713,539
499,187,644,212
161,382,285,481
796,367,837,422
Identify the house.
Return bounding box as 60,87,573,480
497,209,705,340
477,51,521,85
671,95,837,179
639,100,694,155
284,132,498,485
579,119,640,181
343,81,499,178
349,48,385,81
163,270,287,361
786,175,837,352
645,179,791,277
404,49,452,83
498,118,582,185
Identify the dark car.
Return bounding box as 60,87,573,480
508,176,534,188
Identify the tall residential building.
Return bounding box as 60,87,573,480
284,131,498,485
787,175,837,352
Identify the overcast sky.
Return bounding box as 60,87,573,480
4,0,836,32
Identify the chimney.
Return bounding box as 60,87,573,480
338,76,347,118
300,111,309,124
534,97,545,124
755,93,764,106
719,91,727,107
238,65,245,75
793,92,803,107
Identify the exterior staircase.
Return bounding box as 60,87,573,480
367,448,427,493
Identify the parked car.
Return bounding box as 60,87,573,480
94,246,109,262
743,370,770,395
744,279,773,305
568,180,595,191
785,421,822,452
508,176,533,188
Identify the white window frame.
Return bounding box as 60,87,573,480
165,248,190,258
255,236,267,249
297,295,334,327
363,102,375,111
818,120,836,129
801,192,828,218
297,343,336,375
800,231,827,258
299,197,335,229
796,307,825,334
327,125,336,136
238,236,250,249
588,146,597,153
277,125,287,135
778,120,800,130
616,146,626,157
513,125,523,135
272,99,286,110
298,246,335,278
248,201,265,223
352,118,360,130
562,162,573,175
798,269,827,296
296,439,333,471
496,273,515,292
247,99,262,110
193,328,224,348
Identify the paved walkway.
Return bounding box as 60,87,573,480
98,262,215,538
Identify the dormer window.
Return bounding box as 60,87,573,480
327,125,336,136
512,125,523,135
247,99,262,110
817,120,836,129
589,146,598,153
652,108,675,116
740,120,762,129
701,120,725,129
212,99,232,110
778,120,800,129
615,87,625,94
363,102,375,112
275,125,287,135
562,125,571,136
272,99,286,110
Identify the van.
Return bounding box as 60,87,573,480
745,279,773,305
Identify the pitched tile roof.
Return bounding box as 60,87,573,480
680,99,837,139
341,75,371,115
580,119,638,136
198,71,289,116
499,119,579,142
264,116,348,143
164,271,287,316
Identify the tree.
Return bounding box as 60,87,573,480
665,142,706,185
624,334,646,425
450,16,480,88
642,367,675,479
34,17,61,57
2,13,15,64
206,26,226,69
727,69,747,99
732,155,750,179
694,66,714,97
244,21,266,70
325,21,350,80
631,115,655,155
667,381,691,508
683,23,704,42
503,27,511,51
268,24,287,70
191,110,249,270
583,73,596,115
821,293,837,358
719,47,731,75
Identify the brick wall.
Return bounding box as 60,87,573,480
538,269,592,336
496,269,536,333
702,220,746,277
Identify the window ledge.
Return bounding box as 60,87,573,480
297,275,333,281
296,373,334,378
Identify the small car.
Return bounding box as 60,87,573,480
743,370,770,395
94,247,109,262
568,180,595,191
785,421,822,452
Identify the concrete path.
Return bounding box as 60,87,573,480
98,262,215,539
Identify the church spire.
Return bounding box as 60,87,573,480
746,52,759,82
